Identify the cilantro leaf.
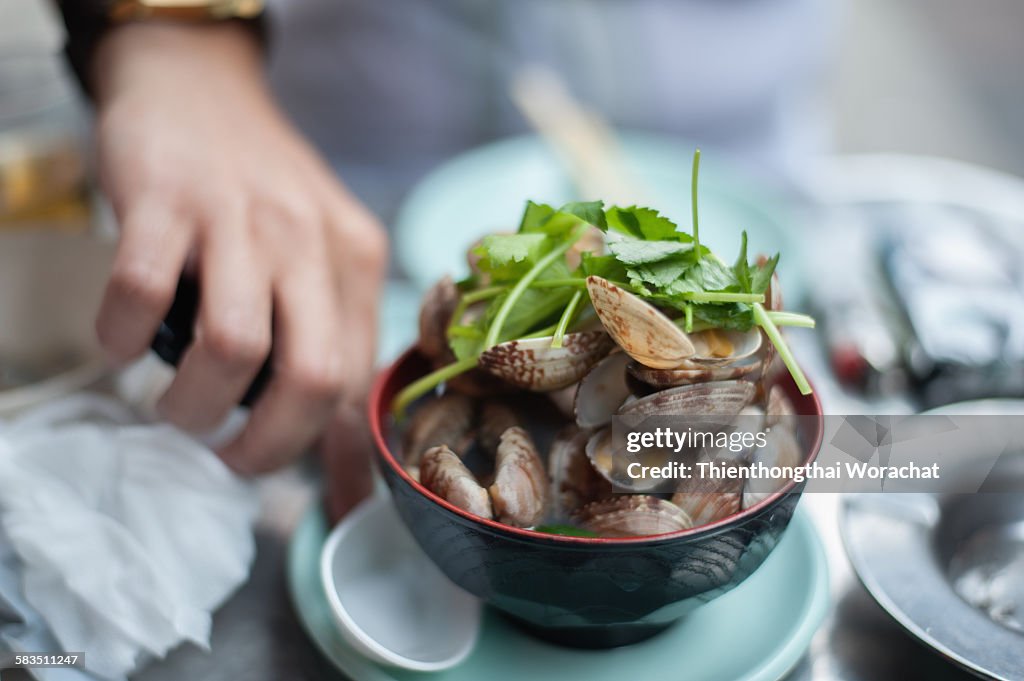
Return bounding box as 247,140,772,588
519,201,556,232
625,256,692,290
606,206,687,241
449,328,484,361
751,253,779,295
733,231,752,292
558,201,607,229
518,200,605,239
484,259,575,342
579,253,629,282
665,259,738,296
608,239,694,265
691,302,755,331
472,233,551,281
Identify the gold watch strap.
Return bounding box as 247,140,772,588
108,0,265,23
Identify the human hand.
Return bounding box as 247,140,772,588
92,22,387,474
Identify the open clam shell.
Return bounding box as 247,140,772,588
617,380,756,418
682,328,763,367
478,330,613,391
627,357,763,389
585,276,695,369
584,426,670,493
548,425,612,517
574,351,633,429
575,495,694,538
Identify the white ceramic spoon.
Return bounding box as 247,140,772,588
319,494,482,671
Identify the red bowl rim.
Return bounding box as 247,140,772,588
369,348,824,546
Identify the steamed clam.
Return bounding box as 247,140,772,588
575,496,693,538
573,351,633,429
618,380,755,419
683,328,763,367
671,469,744,526
742,423,802,509
548,425,612,516
417,275,460,363
489,426,549,527
627,357,763,389
400,230,810,538
585,276,695,369
420,445,494,519
477,400,522,457
478,331,614,391
402,392,476,465
584,426,673,493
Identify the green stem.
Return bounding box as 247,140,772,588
753,302,812,395
484,225,587,348
691,148,701,261
392,356,480,417
462,286,506,304
447,325,483,339
521,322,560,340
551,290,584,348
766,311,816,328
684,304,693,333
530,278,588,289
681,291,764,303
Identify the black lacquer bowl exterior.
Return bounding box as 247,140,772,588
370,350,824,648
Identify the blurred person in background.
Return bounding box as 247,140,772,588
54,0,835,516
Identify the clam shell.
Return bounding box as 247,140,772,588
683,328,763,367
618,380,756,418
420,445,494,519
575,495,693,537
547,383,579,420
584,426,668,493
585,276,695,369
402,392,476,465
417,276,460,363
548,425,612,517
489,426,549,527
765,385,796,428
627,357,762,389
478,330,614,391
742,426,803,509
574,351,633,429
671,469,744,526
477,400,522,457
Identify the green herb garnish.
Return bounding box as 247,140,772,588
533,524,600,538
391,150,814,416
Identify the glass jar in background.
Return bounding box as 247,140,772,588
0,47,91,230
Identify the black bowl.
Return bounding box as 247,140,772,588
370,350,824,648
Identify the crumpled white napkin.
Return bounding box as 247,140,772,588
0,394,258,680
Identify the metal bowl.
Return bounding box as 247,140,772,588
841,400,1024,681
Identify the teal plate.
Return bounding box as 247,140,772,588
287,505,829,681
393,132,805,303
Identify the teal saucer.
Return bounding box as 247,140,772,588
287,505,829,681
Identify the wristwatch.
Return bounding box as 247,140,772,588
56,0,267,96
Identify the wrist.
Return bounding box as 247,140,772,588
93,21,266,105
